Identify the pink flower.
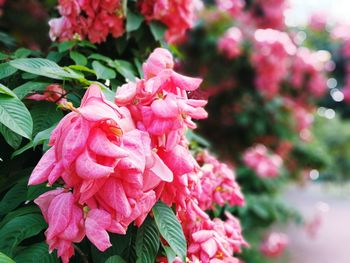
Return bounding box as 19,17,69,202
218,27,242,59
290,48,327,98
250,0,287,30
252,29,296,98
243,144,282,178
260,232,288,257
184,212,246,262
115,48,207,150
27,84,67,105
194,151,244,210
309,11,328,31
29,84,173,262
35,190,85,263
139,0,199,43
216,0,245,17
49,0,124,43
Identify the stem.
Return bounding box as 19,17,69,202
73,244,89,263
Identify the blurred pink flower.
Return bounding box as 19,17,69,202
216,0,245,17
252,29,296,98
260,232,288,257
139,0,199,43
218,27,243,59
243,144,282,178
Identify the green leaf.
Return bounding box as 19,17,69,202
113,60,136,81
105,255,127,263
0,180,28,217
135,217,160,263
88,54,113,65
0,124,22,149
56,41,75,53
126,12,144,32
13,242,58,263
149,21,167,41
0,252,15,263
10,58,83,80
0,63,17,79
30,102,63,136
11,141,34,158
69,65,95,74
0,84,16,97
152,202,187,262
0,206,40,230
32,124,56,148
0,52,10,60
27,183,52,201
0,94,33,139
13,82,50,100
14,48,37,58
163,246,177,263
70,51,87,66
92,61,116,80
0,214,46,256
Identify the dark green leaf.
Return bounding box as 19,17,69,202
135,217,160,263
0,214,46,256
10,58,83,80
57,41,75,53
92,61,116,80
30,102,63,136
0,124,22,149
0,63,17,79
105,255,127,263
70,51,87,66
32,124,56,148
126,12,144,32
27,183,53,201
13,242,59,263
11,141,34,158
0,180,28,216
113,60,136,81
152,202,187,262
149,21,167,41
0,94,33,139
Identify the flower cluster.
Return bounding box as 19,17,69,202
49,0,124,43
138,0,200,43
194,150,244,210
29,48,245,263
243,144,283,178
290,48,327,98
250,0,287,30
251,29,296,98
218,26,243,59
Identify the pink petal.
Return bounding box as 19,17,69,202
150,97,178,118
61,118,90,169
46,192,74,240
89,128,128,158
29,146,56,185
98,178,132,217
47,161,63,185
34,189,65,221
115,82,137,106
75,149,114,179
85,209,112,251
201,238,218,258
